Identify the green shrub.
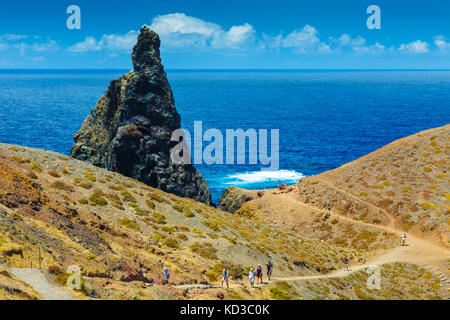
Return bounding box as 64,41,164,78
51,181,74,192
184,209,195,218
164,237,180,249
190,242,218,260
89,194,108,206
48,170,61,178
118,218,141,231
270,281,297,300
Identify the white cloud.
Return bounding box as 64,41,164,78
64,12,442,59
67,36,99,53
399,40,429,54
333,34,366,47
0,34,27,41
29,56,46,62
281,25,320,51
151,13,220,38
212,23,256,49
67,32,138,53
434,35,450,52
31,40,60,52
150,13,255,50
261,25,329,54
352,42,386,55
9,39,60,56
68,13,256,52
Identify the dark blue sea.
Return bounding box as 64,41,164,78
1,69,449,203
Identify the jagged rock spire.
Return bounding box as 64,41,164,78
132,26,162,72
71,27,212,205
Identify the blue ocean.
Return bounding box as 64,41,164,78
0,70,449,203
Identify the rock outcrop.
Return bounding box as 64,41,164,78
71,27,211,205
218,187,256,213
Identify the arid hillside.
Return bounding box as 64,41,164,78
295,124,449,247
220,124,449,249
0,143,358,300
0,124,448,300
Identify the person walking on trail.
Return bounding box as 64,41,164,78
400,233,407,246
221,268,229,289
343,256,349,271
256,264,263,284
266,260,273,281
163,267,170,284
249,268,255,288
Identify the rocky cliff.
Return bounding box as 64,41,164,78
71,27,211,205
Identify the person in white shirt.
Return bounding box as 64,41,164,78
249,268,255,287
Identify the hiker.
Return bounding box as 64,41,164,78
343,256,349,271
266,259,273,281
400,233,407,246
163,267,170,284
249,268,255,288
221,268,229,289
256,264,263,284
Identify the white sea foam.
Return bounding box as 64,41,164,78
226,170,304,185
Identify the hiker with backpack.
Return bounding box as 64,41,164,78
163,267,170,284
266,260,273,281
249,268,255,288
343,256,349,271
221,268,229,289
400,233,407,246
256,264,263,284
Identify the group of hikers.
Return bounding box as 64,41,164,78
162,233,409,287
220,260,273,289
247,260,273,288
163,260,274,288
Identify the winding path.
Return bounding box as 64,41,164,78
9,268,77,300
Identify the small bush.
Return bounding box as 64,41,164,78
172,203,184,212
269,281,297,300
184,209,195,218
118,218,141,231
202,219,220,231
146,200,155,210
48,170,61,178
85,171,97,182
51,181,74,192
164,237,180,249
80,182,93,189
48,265,63,275
177,234,189,241
148,192,170,204
190,242,218,260
89,194,108,206
30,162,42,172
151,211,167,224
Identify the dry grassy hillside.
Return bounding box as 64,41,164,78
296,124,449,246
0,144,358,300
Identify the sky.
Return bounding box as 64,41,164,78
0,0,449,69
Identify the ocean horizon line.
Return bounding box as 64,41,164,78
1,68,450,73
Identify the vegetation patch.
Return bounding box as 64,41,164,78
89,194,108,206
118,218,141,231
190,242,218,260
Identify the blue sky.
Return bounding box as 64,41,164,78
0,0,449,69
